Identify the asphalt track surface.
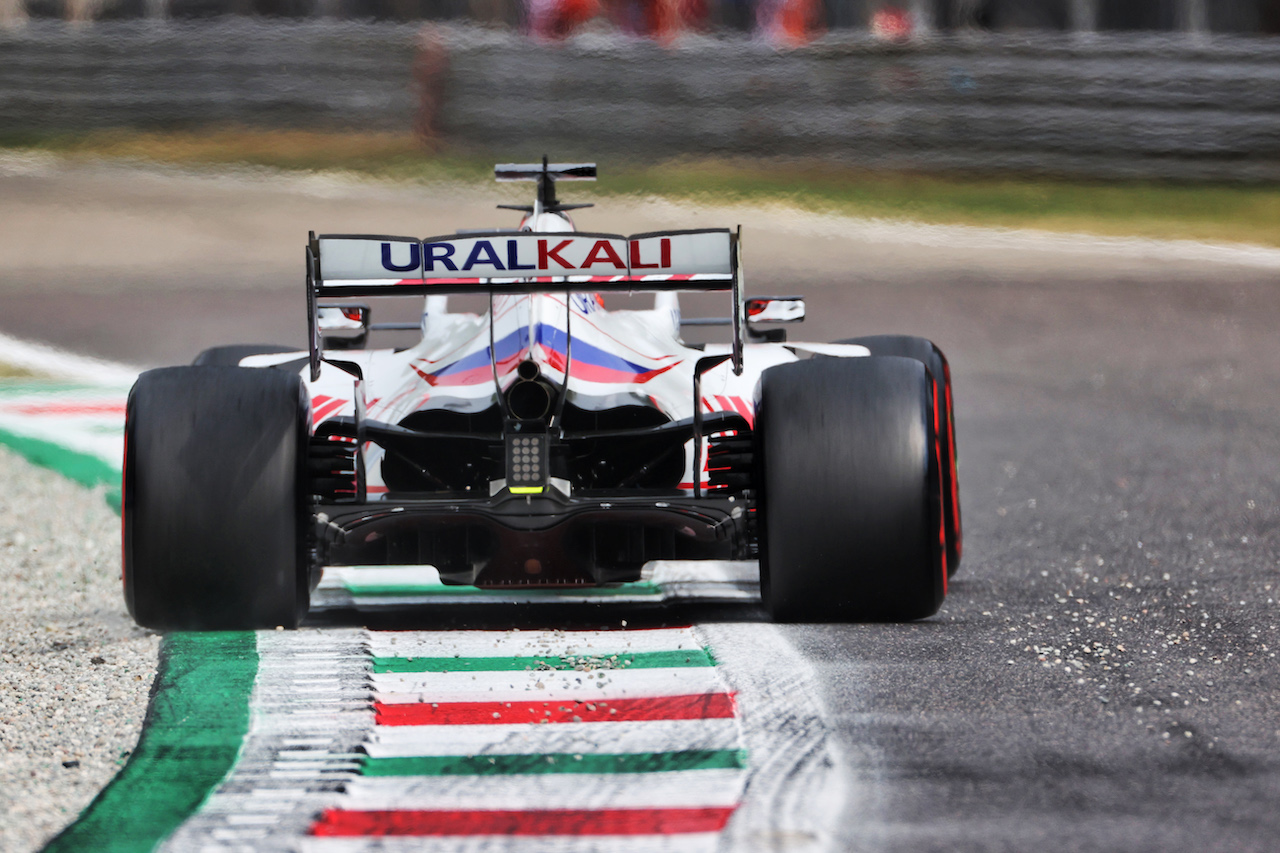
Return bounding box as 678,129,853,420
4,158,1280,851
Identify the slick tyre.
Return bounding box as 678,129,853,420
193,344,296,367
756,356,947,622
837,335,961,576
123,366,311,630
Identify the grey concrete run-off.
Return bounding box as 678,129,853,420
3,21,1280,179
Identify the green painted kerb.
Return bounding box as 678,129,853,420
373,649,715,673
362,749,748,776
345,580,664,598
43,632,258,853
0,426,121,512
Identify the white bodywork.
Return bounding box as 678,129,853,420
253,209,869,495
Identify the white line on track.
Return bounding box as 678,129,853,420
0,330,141,385
368,628,711,657
339,768,746,810
366,718,742,756
371,667,726,703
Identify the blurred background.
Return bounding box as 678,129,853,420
2,1,1279,181
2,0,1279,361
3,0,1280,37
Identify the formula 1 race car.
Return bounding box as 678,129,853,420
122,162,960,630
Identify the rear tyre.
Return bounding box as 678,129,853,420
756,356,946,622
837,335,961,575
123,366,311,630
193,344,296,367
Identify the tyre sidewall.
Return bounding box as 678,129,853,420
123,366,310,630
756,356,945,622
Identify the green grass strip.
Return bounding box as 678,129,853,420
13,130,1280,246
42,632,258,853
0,426,121,512
373,648,714,673
344,580,663,598
361,749,746,777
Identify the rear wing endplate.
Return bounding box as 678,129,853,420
305,228,745,380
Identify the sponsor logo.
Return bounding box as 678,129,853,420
381,242,421,272
400,237,673,274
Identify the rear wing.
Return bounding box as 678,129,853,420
309,229,736,294
305,228,745,379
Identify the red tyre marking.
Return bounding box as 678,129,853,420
932,376,948,595
944,362,961,563
120,409,129,595
311,806,736,837
375,692,737,726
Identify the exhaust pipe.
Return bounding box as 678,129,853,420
507,360,553,421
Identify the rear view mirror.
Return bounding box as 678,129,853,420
746,296,805,324
317,304,370,349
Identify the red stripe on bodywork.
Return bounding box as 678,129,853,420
310,397,346,426
317,400,346,419
566,360,678,384
412,363,494,387
311,806,735,837
537,343,676,385
374,693,736,726
729,395,754,428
